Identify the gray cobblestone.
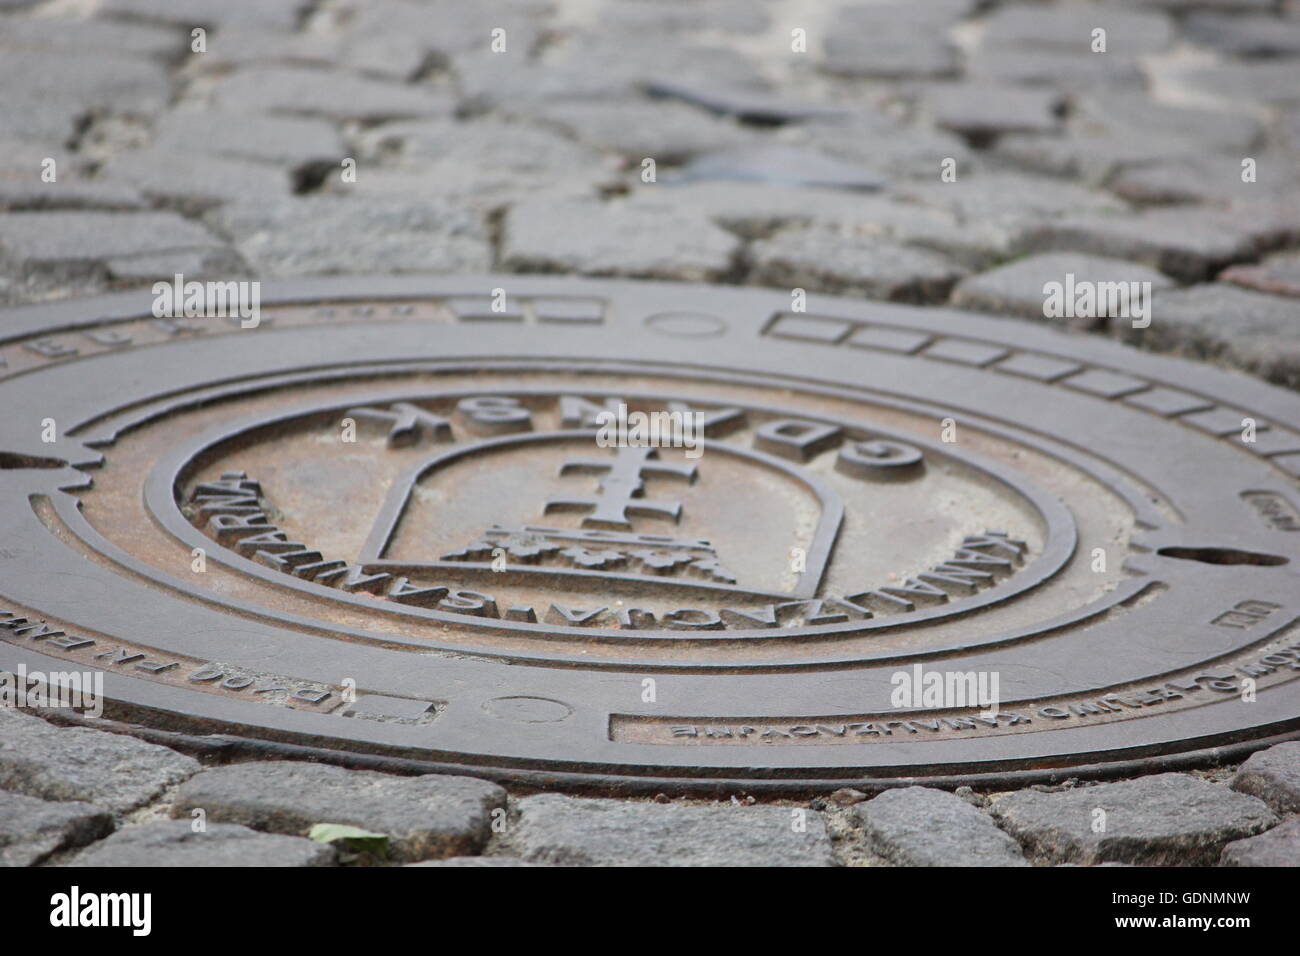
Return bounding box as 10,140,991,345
980,5,1174,55
821,1,972,80
181,26,342,72
173,761,508,862
951,252,1172,326
210,66,455,121
995,130,1215,184
1221,249,1300,297
106,248,249,284
0,709,200,815
101,0,308,31
0,49,171,119
1108,155,1297,205
0,211,227,273
408,855,551,867
1230,742,1300,812
1069,93,1263,153
70,820,338,867
457,39,768,110
0,790,113,867
967,50,1144,89
0,14,183,59
0,180,147,213
525,99,757,164
927,85,1063,139
207,197,492,277
507,794,836,867
783,117,974,183
1016,208,1261,281
674,144,886,191
1121,283,1300,389
345,119,620,208
100,150,292,211
1219,818,1300,867
748,226,967,303
1185,12,1300,54
150,110,346,168
990,773,1278,865
1178,60,1300,105
850,787,1029,867
899,173,1127,226
502,196,742,281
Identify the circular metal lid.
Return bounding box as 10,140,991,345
1,276,1297,792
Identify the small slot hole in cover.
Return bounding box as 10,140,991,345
1156,547,1288,567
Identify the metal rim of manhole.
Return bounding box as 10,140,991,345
1,274,1298,794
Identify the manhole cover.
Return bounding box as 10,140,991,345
1,276,1297,792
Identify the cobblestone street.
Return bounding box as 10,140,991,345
1,0,1299,869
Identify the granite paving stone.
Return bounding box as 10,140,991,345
0,96,89,142
345,119,621,208
967,50,1145,90
1221,250,1300,297
99,149,292,211
851,787,1029,867
642,81,857,125
0,49,171,116
898,173,1128,226
1122,284,1300,389
748,227,967,303
1107,155,1297,205
336,0,547,81
207,197,492,277
995,130,1217,184
1177,60,1300,106
0,709,200,815
1230,742,1300,812
1219,818,1300,866
407,856,552,867
0,790,113,867
650,181,1014,268
603,0,771,37
1069,93,1263,153
1129,0,1274,10
927,85,1063,140
1016,208,1261,282
150,111,346,168
507,794,836,866
673,144,886,191
0,211,228,273
70,820,338,867
980,5,1175,55
821,1,972,80
172,761,508,861
823,34,959,81
1184,12,1300,55
457,37,769,110
105,248,250,284
0,14,183,59
501,197,742,281
951,253,1173,326
990,773,1278,865
100,0,309,31
180,26,343,72
0,181,147,213
210,66,455,121
525,99,758,164
782,118,974,183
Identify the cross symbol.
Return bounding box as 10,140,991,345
545,447,697,528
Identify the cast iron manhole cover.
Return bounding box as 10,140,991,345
2,276,1298,792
